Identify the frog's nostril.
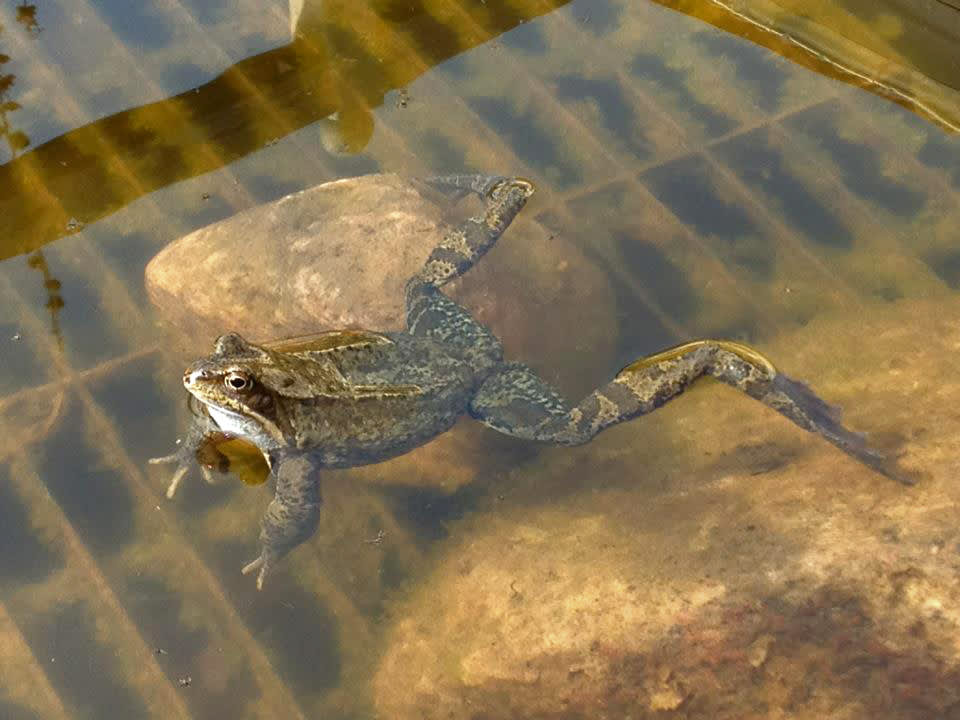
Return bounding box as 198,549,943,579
184,368,206,386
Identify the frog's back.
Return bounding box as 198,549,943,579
283,331,491,467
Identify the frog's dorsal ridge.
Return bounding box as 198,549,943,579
264,329,393,354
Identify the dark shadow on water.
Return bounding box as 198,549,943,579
0,463,64,581
20,602,148,720
87,0,176,50
501,15,548,53
0,320,48,396
601,261,683,372
120,575,260,720
231,175,305,208
553,74,652,159
469,96,581,189
0,700,41,720
211,540,342,697
642,155,774,278
715,128,854,249
925,249,960,290
614,230,700,324
694,30,788,113
35,398,135,555
917,132,960,188
786,103,927,218
417,130,469,174
91,229,164,311
87,353,172,461
569,0,622,36
382,483,487,544
630,53,735,137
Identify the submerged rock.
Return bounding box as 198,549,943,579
374,298,960,719
145,173,615,378
148,174,444,343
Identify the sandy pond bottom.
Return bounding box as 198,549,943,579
373,297,960,719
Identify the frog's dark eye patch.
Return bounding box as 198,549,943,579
224,371,253,392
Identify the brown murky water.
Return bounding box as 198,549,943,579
1,1,959,718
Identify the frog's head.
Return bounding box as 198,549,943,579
183,333,288,444
184,332,349,445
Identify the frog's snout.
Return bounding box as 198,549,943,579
183,366,213,388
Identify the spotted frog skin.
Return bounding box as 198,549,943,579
152,174,905,589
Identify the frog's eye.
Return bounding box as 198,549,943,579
224,371,253,392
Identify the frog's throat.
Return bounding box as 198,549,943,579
203,401,289,450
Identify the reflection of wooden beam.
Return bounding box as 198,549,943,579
650,0,960,134
0,0,570,262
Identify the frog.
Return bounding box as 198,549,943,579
151,173,906,590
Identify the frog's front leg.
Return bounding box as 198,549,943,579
242,453,322,590
470,340,907,483
149,411,222,498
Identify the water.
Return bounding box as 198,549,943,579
1,1,960,718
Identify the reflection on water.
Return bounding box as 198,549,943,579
14,3,41,36
653,0,960,134
25,250,64,349
0,0,569,261
0,0,959,718
0,31,29,159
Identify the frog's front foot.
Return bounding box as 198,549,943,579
242,454,322,590
241,552,272,591
149,443,215,498
149,418,221,498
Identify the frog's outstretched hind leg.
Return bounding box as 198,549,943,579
404,176,533,361
469,340,908,484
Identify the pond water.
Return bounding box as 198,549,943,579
1,1,960,718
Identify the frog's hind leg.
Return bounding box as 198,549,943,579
404,175,533,360
470,340,907,483
407,174,534,292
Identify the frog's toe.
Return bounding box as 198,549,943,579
164,464,191,499
148,451,194,499
148,451,180,465
199,464,216,485
241,553,270,590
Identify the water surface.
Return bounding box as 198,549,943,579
1,1,959,718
